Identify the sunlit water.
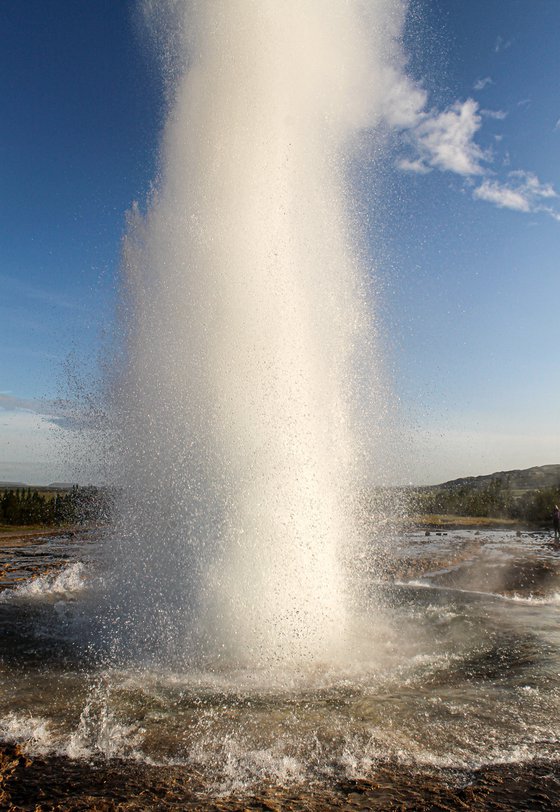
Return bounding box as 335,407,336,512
1,529,559,794
101,0,402,670
5,5,558,805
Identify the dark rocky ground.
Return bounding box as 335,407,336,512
0,529,78,590
2,743,560,811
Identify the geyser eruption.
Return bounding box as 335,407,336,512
105,0,403,668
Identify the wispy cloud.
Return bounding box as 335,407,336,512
473,76,493,91
509,170,556,199
396,157,432,174
379,71,489,178
473,171,558,218
494,35,513,53
554,119,560,132
379,67,428,130
382,67,558,222
0,393,93,431
0,408,80,485
481,108,507,120
406,99,487,176
0,393,103,484
473,180,530,212
0,394,44,413
0,274,82,312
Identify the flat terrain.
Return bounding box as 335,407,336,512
0,525,76,544
409,514,523,529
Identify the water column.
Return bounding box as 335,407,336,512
106,0,400,668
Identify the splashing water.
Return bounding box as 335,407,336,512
4,9,560,805
102,0,407,670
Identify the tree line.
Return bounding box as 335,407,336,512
0,486,111,527
413,480,560,524
3,480,559,528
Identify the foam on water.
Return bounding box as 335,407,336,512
2,530,560,792
510,592,560,605
0,713,54,754
0,562,87,603
4,674,557,789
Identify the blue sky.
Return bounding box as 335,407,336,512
381,0,560,481
1,0,559,485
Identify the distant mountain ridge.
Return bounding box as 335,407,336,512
3,467,559,495
434,464,560,493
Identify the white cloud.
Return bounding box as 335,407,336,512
0,410,65,485
481,108,507,120
0,394,40,413
554,119,560,131
473,76,493,91
396,157,431,174
0,395,101,484
413,99,486,176
474,180,530,211
380,59,557,222
379,67,427,129
541,207,560,223
0,393,65,422
380,74,488,177
0,393,93,431
377,71,488,178
510,170,556,199
473,171,558,218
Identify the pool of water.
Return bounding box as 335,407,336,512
1,528,559,805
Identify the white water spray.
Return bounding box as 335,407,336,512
104,0,407,669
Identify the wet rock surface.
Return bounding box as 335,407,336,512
387,530,560,598
0,531,80,592
2,746,560,810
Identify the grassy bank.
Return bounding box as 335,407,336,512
409,514,528,530
0,524,77,543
